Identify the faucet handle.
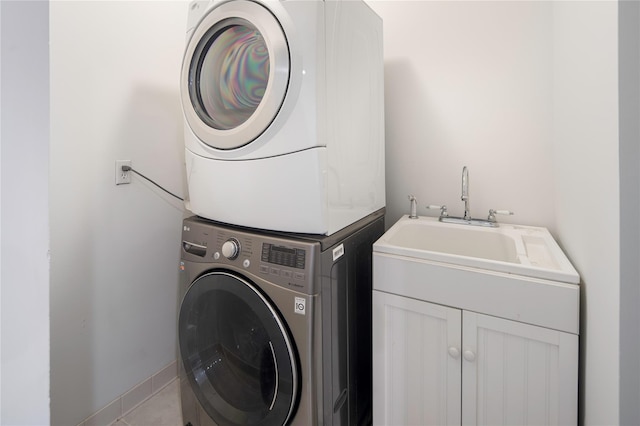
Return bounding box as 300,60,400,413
488,209,514,222
427,204,448,218
408,195,418,219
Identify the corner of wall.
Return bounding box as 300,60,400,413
0,0,51,423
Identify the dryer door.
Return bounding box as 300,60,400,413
181,0,289,150
179,271,298,425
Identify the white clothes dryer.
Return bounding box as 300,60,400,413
180,0,385,235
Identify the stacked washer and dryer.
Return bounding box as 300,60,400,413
177,0,385,425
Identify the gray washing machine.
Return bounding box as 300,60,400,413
178,209,384,426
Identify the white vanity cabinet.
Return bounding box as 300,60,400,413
372,290,579,426
371,216,581,426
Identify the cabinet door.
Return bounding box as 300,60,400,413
372,291,462,426
462,311,578,426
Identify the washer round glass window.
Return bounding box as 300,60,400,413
190,19,270,131
179,271,299,425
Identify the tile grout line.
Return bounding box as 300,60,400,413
79,361,178,426
120,377,180,421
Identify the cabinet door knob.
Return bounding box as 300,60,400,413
463,350,476,362
448,347,460,359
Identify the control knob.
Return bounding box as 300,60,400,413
221,238,240,260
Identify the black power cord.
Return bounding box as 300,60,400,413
121,165,184,202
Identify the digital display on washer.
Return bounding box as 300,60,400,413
261,243,305,269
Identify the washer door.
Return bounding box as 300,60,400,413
181,0,289,150
179,271,298,425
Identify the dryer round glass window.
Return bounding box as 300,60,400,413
179,271,299,425
191,20,269,130
181,1,290,150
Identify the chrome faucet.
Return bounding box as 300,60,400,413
428,166,513,227
461,166,470,220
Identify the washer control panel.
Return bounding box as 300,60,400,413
181,218,317,294
258,243,308,285
261,243,305,269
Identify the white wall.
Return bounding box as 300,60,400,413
368,0,556,231
0,1,51,423
368,1,622,424
552,2,620,424
49,2,188,424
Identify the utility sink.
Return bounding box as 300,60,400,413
373,215,580,333
374,215,579,284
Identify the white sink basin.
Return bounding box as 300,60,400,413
374,215,579,284
373,215,581,333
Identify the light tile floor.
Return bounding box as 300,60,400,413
112,379,183,426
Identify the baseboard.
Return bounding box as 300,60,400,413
77,360,178,426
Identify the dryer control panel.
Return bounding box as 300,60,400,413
181,217,319,295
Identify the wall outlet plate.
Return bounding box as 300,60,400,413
115,160,132,185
